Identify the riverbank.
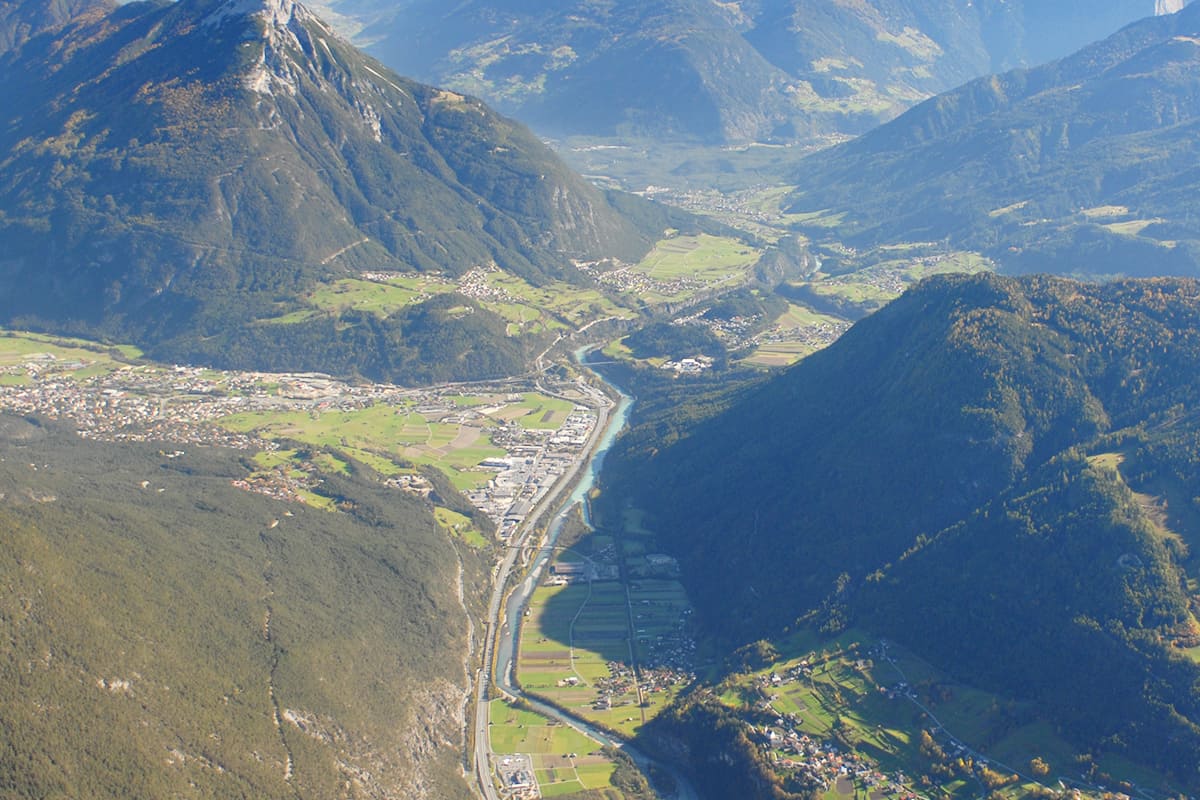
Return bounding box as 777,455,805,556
473,349,700,800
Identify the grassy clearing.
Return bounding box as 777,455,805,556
261,269,639,336
988,200,1030,218
1081,205,1131,219
508,393,575,431
263,275,455,323
1105,219,1163,237
434,507,488,548
485,273,636,329
781,209,847,228
805,279,897,306
774,303,846,329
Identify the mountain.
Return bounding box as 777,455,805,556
0,0,668,380
786,1,1200,277
602,273,1200,786
0,414,487,799
310,0,1175,144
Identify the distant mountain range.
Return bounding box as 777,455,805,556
786,0,1200,276
0,0,673,380
311,0,1181,143
604,273,1200,787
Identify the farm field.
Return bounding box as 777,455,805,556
0,330,142,380
217,389,577,490
219,401,505,486
264,274,453,324
516,505,696,741
742,303,852,367
630,234,762,303
488,699,619,798
260,269,639,337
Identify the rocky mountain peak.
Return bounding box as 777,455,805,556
201,0,301,30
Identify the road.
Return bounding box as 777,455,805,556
472,356,699,800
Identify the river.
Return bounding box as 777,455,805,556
487,349,700,800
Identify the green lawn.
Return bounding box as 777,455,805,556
433,507,489,548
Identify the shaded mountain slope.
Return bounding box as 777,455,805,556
0,0,109,54
603,273,1200,784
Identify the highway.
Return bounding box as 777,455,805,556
472,356,699,800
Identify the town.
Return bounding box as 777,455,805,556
0,342,607,540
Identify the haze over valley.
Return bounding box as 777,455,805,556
4,1,1200,799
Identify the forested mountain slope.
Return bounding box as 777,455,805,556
0,414,487,798
0,0,666,381
604,274,1200,787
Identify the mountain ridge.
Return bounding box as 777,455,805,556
314,0,1184,144
601,273,1200,786
785,1,1200,276
0,0,670,381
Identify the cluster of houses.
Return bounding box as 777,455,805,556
755,724,910,798
576,260,713,299
753,317,852,353
659,355,716,374
454,265,518,305
0,358,276,449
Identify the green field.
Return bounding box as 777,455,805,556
516,505,695,741
0,330,142,381
741,303,852,367
488,699,618,797
635,234,760,283
507,393,576,431
221,404,501,476
484,273,637,329
434,507,489,548
261,270,639,336
265,275,453,324
215,391,596,490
